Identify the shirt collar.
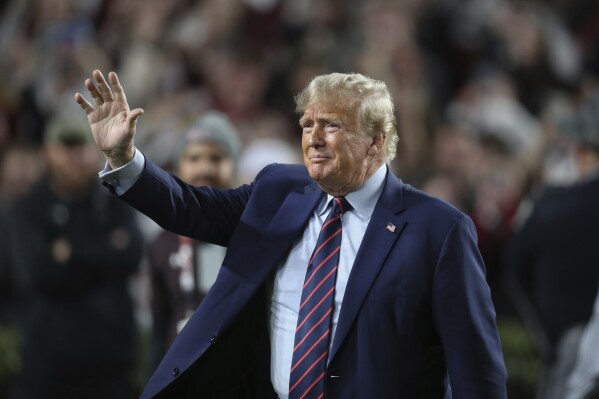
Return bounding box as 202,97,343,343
316,164,387,220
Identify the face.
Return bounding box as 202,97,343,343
178,142,235,189
301,104,385,196
45,142,101,193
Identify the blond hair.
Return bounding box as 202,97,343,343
295,72,398,163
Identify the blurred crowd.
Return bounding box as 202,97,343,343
1,0,599,397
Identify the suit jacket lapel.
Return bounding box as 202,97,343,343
219,181,324,327
329,171,407,362
168,181,324,377
240,184,325,284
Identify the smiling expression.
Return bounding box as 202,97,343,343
301,104,385,196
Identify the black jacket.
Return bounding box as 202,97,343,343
5,177,143,396
507,175,599,351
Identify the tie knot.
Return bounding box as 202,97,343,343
332,196,352,216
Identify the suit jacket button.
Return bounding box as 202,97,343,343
210,335,216,343
172,368,180,377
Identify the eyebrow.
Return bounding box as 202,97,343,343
299,115,310,126
299,113,343,126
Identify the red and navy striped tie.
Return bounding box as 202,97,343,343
289,196,352,399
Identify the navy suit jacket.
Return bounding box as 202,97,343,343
114,160,507,398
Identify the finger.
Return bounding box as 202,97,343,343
127,108,144,129
108,71,128,106
85,78,104,107
74,93,94,115
93,70,114,102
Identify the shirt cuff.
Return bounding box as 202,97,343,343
98,149,145,195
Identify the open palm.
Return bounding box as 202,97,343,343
75,70,143,167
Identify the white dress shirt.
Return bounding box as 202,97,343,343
98,151,386,399
267,165,386,399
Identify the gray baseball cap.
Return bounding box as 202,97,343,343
44,110,92,145
173,111,241,166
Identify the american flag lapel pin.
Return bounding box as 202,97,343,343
386,222,396,233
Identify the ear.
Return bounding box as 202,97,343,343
367,133,386,156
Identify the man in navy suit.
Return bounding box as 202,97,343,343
76,70,507,398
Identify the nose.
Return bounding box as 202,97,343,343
196,158,217,177
307,123,325,147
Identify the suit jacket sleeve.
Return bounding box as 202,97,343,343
432,215,508,398
119,158,255,246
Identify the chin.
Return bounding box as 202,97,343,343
307,161,328,174
307,168,326,183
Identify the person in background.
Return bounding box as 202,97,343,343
3,109,144,399
0,144,44,207
148,111,241,369
0,144,44,323
506,92,599,399
556,92,599,399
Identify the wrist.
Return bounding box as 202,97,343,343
105,145,135,169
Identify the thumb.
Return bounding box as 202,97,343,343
128,108,144,129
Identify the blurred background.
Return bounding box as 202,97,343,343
0,0,598,398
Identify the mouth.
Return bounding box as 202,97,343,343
308,155,332,163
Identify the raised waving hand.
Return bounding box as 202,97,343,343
74,70,143,168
